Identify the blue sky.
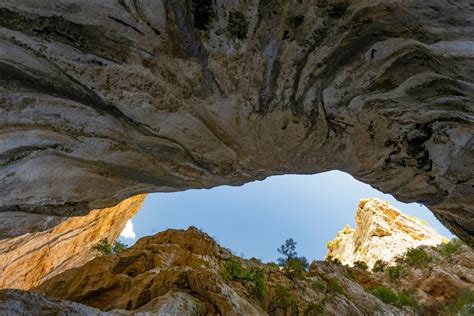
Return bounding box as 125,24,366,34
119,170,452,263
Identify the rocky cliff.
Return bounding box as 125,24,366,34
30,227,405,315
0,194,145,290
326,198,446,268
0,225,470,315
0,0,473,245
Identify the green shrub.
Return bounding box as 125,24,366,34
439,239,464,257
354,261,368,270
221,258,267,300
250,268,267,301
404,248,432,268
370,286,399,305
441,289,474,316
370,286,418,309
221,257,248,281
387,265,403,280
267,262,279,269
397,292,418,309
273,286,296,309
372,259,387,272
328,279,344,295
91,239,128,255
113,240,128,254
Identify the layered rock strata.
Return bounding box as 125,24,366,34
326,197,446,268
0,0,473,244
32,227,405,315
0,194,145,290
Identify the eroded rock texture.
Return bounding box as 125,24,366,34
0,195,145,290
0,1,473,242
32,227,406,315
326,197,446,268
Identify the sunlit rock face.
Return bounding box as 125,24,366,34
348,242,474,313
32,227,405,315
326,198,446,268
0,0,473,244
0,195,145,290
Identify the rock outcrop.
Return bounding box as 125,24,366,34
32,227,405,315
0,194,145,290
347,241,474,314
0,0,473,244
1,225,472,314
326,198,446,268
0,289,113,316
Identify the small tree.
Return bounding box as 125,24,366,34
277,238,309,279
91,238,128,256
113,240,128,254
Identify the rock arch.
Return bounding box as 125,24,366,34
0,0,473,244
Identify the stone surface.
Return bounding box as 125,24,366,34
326,197,446,268
0,1,473,244
0,289,114,316
0,194,145,290
33,227,406,315
348,242,474,314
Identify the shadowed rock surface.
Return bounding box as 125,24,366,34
0,195,145,290
0,1,473,243
326,197,446,268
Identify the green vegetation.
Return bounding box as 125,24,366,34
441,289,474,316
326,241,332,249
272,286,296,310
370,286,417,309
404,248,432,268
277,238,309,279
438,239,464,257
371,286,399,305
387,265,403,280
353,260,368,270
91,238,128,255
304,302,325,315
113,240,128,254
250,268,267,301
328,278,345,295
311,280,325,291
397,292,418,309
372,259,387,272
221,258,267,301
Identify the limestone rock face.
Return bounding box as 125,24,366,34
33,227,405,315
0,194,145,290
347,242,474,314
326,198,446,268
0,0,473,244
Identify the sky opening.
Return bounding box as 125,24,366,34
119,170,452,263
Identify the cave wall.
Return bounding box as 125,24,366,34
0,0,472,243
